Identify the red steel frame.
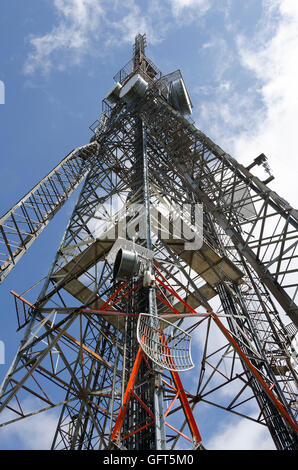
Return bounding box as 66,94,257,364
153,264,298,434
159,330,202,443
11,267,297,447
110,278,203,446
110,338,202,445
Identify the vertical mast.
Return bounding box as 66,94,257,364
122,34,167,449
141,118,167,449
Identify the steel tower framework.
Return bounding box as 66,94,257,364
0,34,297,450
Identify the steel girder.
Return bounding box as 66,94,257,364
0,142,98,284
138,87,298,327
0,60,297,450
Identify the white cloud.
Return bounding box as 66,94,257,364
0,398,59,449
193,0,298,209
24,0,106,74
23,0,170,75
206,415,276,450
202,37,234,81
108,0,166,46
169,0,212,17
23,0,216,75
53,0,105,29
229,0,298,207
22,0,298,210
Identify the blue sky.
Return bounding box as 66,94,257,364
0,0,297,450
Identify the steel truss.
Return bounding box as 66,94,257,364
0,35,297,450
0,143,98,284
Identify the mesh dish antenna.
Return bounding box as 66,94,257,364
137,313,194,372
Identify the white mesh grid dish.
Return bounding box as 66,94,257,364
136,313,194,372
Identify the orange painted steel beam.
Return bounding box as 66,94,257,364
111,345,145,441
211,312,298,433
11,290,35,330
141,350,153,373
9,378,53,407
170,369,202,443
155,275,298,434
99,281,127,310
162,377,178,393
104,281,142,310
121,420,155,441
10,290,34,307
165,421,193,443
48,322,116,372
159,330,202,444
10,291,118,373
154,264,174,290
80,308,137,316
155,276,199,315
111,303,202,444
164,390,180,418
131,389,155,419
156,291,189,317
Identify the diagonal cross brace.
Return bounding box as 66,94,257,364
111,343,202,446
0,142,98,284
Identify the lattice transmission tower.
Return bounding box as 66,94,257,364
0,34,297,450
